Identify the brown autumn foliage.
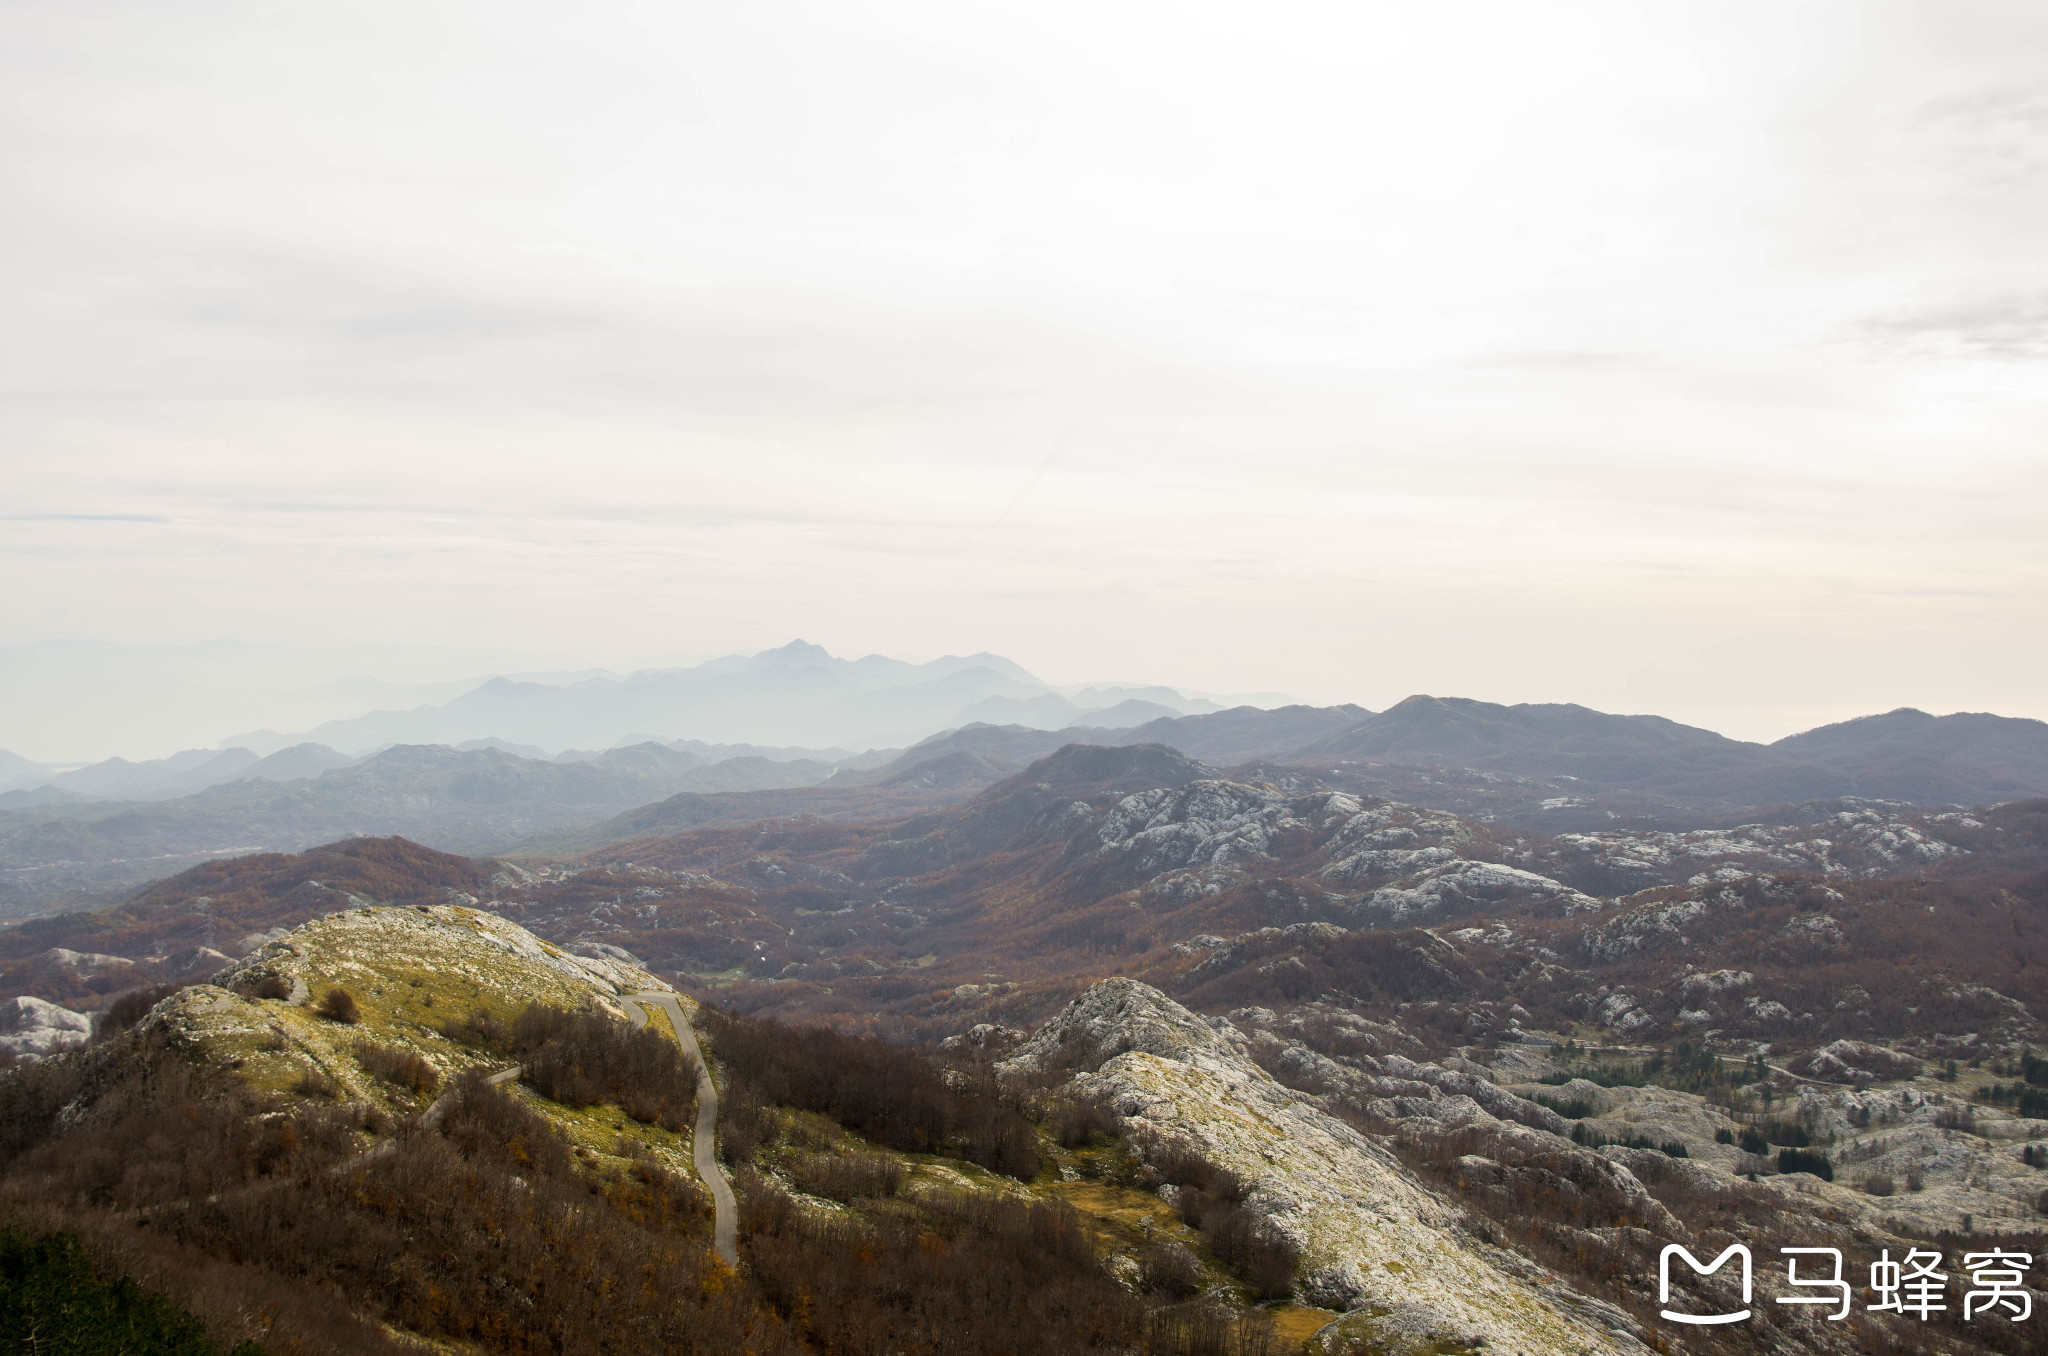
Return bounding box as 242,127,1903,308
351,1040,438,1098
0,1017,1294,1356
6,781,2041,1068
93,981,188,1040
1128,1133,1298,1304
736,1170,1153,1355
508,1002,696,1131
699,1004,1040,1179
313,987,359,1024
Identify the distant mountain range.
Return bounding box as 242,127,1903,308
234,641,1224,756
0,740,884,911
842,698,2048,811
1293,696,2048,808
1,680,2043,922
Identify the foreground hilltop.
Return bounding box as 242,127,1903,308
2,895,2036,1354
148,903,669,1106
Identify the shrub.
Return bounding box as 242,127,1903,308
1137,1136,1293,1300
719,1082,773,1163
292,1070,342,1102
1144,1301,1278,1356
1660,1141,1689,1159
440,1007,505,1049
98,983,187,1040
785,1152,904,1202
1201,1201,1298,1302
1137,1241,1202,1299
1052,1092,1123,1147
249,975,290,1001
511,1004,696,1133
1907,1170,1925,1192
698,1006,1039,1180
1863,1174,1895,1197
314,989,359,1025
1757,1118,1809,1148
1533,1094,1592,1120
740,1172,1147,1353
1777,1148,1833,1180
1146,1137,1238,1199
353,1041,440,1098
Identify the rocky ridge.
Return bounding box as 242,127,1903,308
1002,979,1650,1354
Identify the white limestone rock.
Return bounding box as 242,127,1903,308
1359,860,1602,923
1094,783,1361,879
36,948,132,978
0,995,92,1058
1790,1039,1923,1085
1011,979,1648,1354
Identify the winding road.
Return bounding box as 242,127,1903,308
627,991,738,1265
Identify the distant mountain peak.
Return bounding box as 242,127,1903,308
756,639,835,664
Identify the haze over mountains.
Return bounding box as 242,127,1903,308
0,640,2043,922
244,640,1229,756
2,656,2046,1356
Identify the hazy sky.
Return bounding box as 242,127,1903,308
4,0,2045,748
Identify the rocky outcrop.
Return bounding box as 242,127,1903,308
0,994,91,1058
1789,1039,1923,1085
1356,860,1602,923
1319,803,1473,881
1542,802,1967,883
1006,980,1647,1354
35,947,133,979
1093,783,1359,879
222,903,661,1007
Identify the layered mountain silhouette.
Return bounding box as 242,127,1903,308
2,686,2043,921
0,741,876,911
1292,696,2048,805
274,641,1221,753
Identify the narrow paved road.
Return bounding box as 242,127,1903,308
627,991,738,1266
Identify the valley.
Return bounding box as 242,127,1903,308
2,690,2046,1354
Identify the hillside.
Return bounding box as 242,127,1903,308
0,905,1377,1353
6,895,2040,1353
0,741,888,915
8,749,2044,1040
11,695,2045,926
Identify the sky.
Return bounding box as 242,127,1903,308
3,0,2045,757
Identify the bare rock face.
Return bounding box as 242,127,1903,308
0,994,92,1058
1007,979,1649,1355
35,947,133,979
1789,1039,1923,1085
1094,783,1360,878
1358,859,1603,924
1000,977,1246,1077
